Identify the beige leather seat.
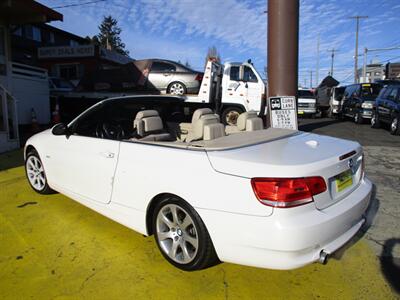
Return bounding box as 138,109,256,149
225,111,263,134
179,108,213,134
133,110,172,141
186,109,225,142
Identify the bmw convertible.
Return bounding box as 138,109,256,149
24,96,372,271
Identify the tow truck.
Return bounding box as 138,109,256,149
54,59,267,125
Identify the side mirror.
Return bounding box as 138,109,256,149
245,82,248,88
52,123,69,136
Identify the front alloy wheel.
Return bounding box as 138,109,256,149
153,197,218,271
390,117,400,135
25,150,54,194
371,113,380,128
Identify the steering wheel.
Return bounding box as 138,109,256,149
95,122,125,140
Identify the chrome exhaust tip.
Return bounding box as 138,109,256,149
318,250,329,265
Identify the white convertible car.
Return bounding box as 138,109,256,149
24,96,372,271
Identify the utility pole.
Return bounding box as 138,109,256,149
267,0,299,99
316,33,320,86
363,47,368,82
309,70,313,88
349,16,368,83
327,48,338,76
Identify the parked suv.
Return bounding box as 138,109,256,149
147,59,203,95
341,83,382,124
371,84,400,135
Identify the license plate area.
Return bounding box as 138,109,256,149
335,169,353,193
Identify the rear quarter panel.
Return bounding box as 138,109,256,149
110,141,273,217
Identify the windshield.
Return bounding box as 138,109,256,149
361,84,381,97
298,90,314,98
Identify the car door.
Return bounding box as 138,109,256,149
46,103,120,204
147,61,176,90
222,65,247,107
385,87,398,121
342,86,353,116
242,65,263,112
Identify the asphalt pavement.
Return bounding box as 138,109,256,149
299,116,400,294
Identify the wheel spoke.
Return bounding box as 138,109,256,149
27,160,35,170
180,215,191,230
160,211,174,229
158,231,172,241
184,235,198,248
180,240,191,262
169,240,179,258
170,205,179,225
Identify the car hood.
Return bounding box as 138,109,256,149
206,132,360,179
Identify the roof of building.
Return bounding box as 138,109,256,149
0,0,63,24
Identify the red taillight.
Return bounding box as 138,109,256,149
195,74,203,81
251,177,327,208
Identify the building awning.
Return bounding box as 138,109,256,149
0,0,63,25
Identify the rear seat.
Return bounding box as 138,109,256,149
186,109,225,142
132,110,172,141
225,111,263,134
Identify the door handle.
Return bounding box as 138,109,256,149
100,152,115,158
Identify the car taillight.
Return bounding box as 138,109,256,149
251,177,327,208
195,74,203,81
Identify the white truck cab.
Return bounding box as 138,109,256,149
184,60,266,125
297,88,317,116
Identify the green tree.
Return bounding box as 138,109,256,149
97,15,129,56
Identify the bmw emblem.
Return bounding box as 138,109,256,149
348,158,354,169
348,158,357,174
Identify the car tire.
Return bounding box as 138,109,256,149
371,112,380,129
354,112,363,124
25,150,55,194
152,196,219,271
221,106,244,125
168,82,187,96
390,116,400,135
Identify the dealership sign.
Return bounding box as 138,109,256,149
38,45,95,59
269,96,298,130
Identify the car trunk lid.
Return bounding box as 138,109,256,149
206,132,363,210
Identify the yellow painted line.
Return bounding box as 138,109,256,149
0,162,396,299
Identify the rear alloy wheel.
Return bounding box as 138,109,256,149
222,107,244,125
371,112,380,128
25,150,54,194
168,82,186,95
153,197,218,271
390,116,400,135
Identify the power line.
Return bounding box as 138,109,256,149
51,0,107,9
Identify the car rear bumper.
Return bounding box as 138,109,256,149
198,177,372,270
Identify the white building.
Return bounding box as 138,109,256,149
0,0,62,153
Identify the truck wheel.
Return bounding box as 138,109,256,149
390,116,400,135
168,82,187,95
221,107,243,125
371,112,380,128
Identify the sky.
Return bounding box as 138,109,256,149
38,0,400,87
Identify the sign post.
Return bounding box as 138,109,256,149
269,96,298,130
